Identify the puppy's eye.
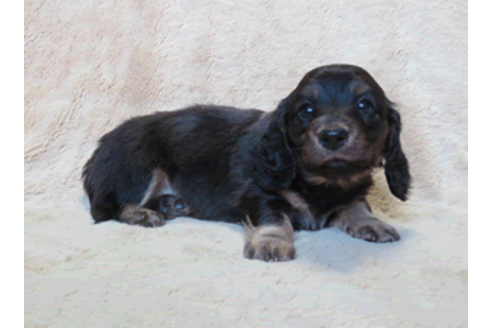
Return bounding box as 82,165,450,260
298,104,316,120
357,99,374,113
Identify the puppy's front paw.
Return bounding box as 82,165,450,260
345,218,400,243
243,225,296,262
120,205,166,228
244,238,296,262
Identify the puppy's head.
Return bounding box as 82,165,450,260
252,64,411,200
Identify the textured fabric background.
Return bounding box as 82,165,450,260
25,0,467,327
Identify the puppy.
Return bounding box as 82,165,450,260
83,64,410,262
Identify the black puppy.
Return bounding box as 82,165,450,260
83,64,410,262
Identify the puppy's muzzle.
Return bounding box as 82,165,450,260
319,129,349,151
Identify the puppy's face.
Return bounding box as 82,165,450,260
252,64,410,200
284,65,391,179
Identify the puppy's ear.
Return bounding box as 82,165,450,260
383,102,411,201
251,99,296,191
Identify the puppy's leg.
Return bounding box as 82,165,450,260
329,200,400,242
139,169,174,205
119,169,175,228
243,215,296,262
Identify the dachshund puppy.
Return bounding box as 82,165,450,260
83,64,410,262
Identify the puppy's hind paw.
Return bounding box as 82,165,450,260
120,205,166,228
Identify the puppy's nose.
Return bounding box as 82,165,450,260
319,129,349,150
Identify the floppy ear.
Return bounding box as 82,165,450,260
383,103,411,201
251,100,296,191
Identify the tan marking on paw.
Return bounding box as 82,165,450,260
330,200,400,243
242,216,296,262
120,205,166,228
345,218,400,242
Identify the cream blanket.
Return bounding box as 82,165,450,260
25,0,467,327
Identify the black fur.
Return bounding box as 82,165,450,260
83,64,411,236
251,100,296,192
383,103,411,201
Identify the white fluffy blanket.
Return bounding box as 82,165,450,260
25,0,467,327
